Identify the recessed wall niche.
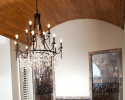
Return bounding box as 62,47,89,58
89,49,123,100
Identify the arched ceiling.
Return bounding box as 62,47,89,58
0,0,124,44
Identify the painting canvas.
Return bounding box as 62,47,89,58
89,49,123,100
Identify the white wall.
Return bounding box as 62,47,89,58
0,38,13,100
50,19,124,97
0,38,26,100
10,39,25,100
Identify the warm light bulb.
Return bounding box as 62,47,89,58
29,21,32,25
31,31,34,35
53,33,56,37
47,24,50,28
26,46,28,49
15,35,18,39
43,31,46,35
25,29,28,33
55,44,57,47
60,39,63,43
14,41,17,45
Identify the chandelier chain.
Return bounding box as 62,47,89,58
36,0,38,13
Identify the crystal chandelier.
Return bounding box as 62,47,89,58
14,0,63,100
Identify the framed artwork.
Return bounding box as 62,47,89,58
89,48,123,100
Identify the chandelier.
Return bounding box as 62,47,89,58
14,0,63,100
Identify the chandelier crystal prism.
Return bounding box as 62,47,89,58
14,0,63,99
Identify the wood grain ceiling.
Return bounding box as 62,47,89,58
0,0,124,44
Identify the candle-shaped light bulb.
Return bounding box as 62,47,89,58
14,41,17,45
31,31,34,35
60,39,63,43
53,33,56,37
15,35,18,39
60,39,63,48
26,46,28,49
43,31,46,35
25,29,28,33
47,24,50,28
55,44,57,52
55,44,57,47
29,21,32,25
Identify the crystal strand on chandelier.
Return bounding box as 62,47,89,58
52,56,56,100
32,66,36,100
19,47,57,100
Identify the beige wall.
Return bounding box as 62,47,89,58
50,19,124,97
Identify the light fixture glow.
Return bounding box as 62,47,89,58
53,33,56,37
14,41,17,45
29,21,32,25
15,35,18,39
26,46,28,49
55,44,57,47
25,29,28,33
60,39,63,43
43,31,45,35
31,31,34,35
47,24,50,28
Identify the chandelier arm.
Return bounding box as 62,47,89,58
50,46,54,51
40,24,43,38
44,43,47,50
54,49,61,55
54,49,62,58
43,38,54,51
27,41,33,51
18,50,23,53
17,47,23,53
43,35,55,51
44,40,52,51
27,37,28,46
29,24,32,41
40,37,49,51
16,45,23,54
25,32,29,46
41,38,48,51
39,26,48,51
44,35,50,41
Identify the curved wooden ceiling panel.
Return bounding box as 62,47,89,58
0,0,124,44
